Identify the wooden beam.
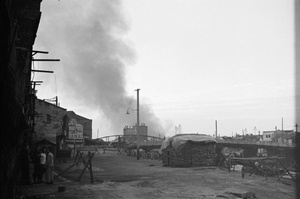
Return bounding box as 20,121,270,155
32,59,60,62
31,81,43,83
32,50,49,54
31,69,54,73
53,159,82,181
78,152,95,183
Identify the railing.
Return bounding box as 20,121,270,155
98,135,295,148
138,140,163,146
99,134,164,143
216,139,295,147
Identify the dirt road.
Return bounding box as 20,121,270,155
50,150,295,199
18,150,296,199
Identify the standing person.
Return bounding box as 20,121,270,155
45,147,54,184
38,147,47,183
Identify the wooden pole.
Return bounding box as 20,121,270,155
54,157,82,181
89,152,94,183
78,152,94,183
282,118,284,143
135,89,140,160
32,50,49,54
31,69,54,73
32,59,60,62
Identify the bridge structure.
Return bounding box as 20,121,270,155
98,134,164,151
98,135,295,159
216,139,295,159
216,139,295,148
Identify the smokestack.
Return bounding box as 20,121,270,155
215,120,217,138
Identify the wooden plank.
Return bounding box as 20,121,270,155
78,152,95,182
277,161,296,181
53,159,81,181
31,69,53,73
32,59,60,61
32,50,49,54
89,152,94,183
231,156,284,161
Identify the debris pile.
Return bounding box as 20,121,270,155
160,134,217,167
224,191,257,199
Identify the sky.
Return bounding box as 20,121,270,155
33,0,295,138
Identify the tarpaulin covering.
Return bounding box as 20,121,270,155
159,134,216,153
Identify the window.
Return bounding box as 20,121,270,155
265,134,271,138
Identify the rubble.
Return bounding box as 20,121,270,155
161,134,217,167
162,142,217,167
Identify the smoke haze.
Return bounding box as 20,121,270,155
35,0,166,137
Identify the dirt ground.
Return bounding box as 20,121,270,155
18,150,296,199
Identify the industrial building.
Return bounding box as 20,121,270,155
123,123,148,141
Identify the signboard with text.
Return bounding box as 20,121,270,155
65,139,83,144
68,118,83,140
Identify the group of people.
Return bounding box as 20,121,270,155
31,146,54,184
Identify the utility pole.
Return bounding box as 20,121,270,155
282,117,284,143
135,88,140,160
135,89,140,126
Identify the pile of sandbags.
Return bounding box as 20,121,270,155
162,141,217,167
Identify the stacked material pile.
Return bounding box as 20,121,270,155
160,134,217,167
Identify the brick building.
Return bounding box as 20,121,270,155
123,123,148,141
34,101,93,148
34,98,67,144
63,111,93,143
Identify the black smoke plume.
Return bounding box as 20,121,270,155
36,0,165,136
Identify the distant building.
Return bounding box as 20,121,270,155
273,130,295,144
123,123,148,140
34,101,93,148
262,131,275,142
63,111,92,145
123,125,137,135
242,134,260,142
262,130,294,143
34,99,67,144
235,134,244,140
220,136,233,140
